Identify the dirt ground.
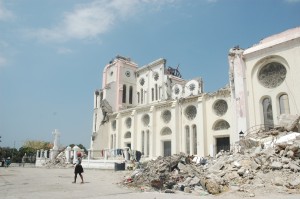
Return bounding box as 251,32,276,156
0,166,300,199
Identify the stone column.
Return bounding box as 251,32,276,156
65,146,71,163
36,150,40,158
50,149,55,160
123,147,129,161
44,150,48,158
228,48,248,143
88,149,91,160
40,149,44,159
52,129,60,150
104,148,108,160
73,146,79,164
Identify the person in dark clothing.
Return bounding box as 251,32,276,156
72,154,84,184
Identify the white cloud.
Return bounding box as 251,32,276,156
30,0,141,42
29,0,183,43
0,0,14,21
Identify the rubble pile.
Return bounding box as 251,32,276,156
122,131,300,196
43,150,73,169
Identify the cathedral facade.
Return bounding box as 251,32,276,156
89,27,300,159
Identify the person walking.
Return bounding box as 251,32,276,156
72,153,84,184
22,154,27,167
5,157,11,167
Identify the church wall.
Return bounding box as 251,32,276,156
154,102,175,157
136,61,165,106
91,28,300,160
203,94,232,156
243,36,300,130
180,97,202,156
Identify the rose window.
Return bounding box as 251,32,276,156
189,83,195,91
258,62,286,88
213,100,228,116
184,105,197,120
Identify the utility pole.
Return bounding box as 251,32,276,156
12,141,16,161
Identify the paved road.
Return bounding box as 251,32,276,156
1,166,300,199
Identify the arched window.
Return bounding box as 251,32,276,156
141,89,144,104
129,86,133,104
161,110,171,123
100,92,103,101
122,85,126,103
159,87,161,100
279,94,290,114
124,131,131,138
111,120,116,131
185,126,190,154
141,131,145,154
214,120,230,131
161,127,172,135
110,134,113,148
146,130,150,157
193,125,197,155
155,84,158,100
152,88,154,101
262,97,274,130
125,117,132,128
137,92,140,104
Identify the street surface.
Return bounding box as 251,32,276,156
0,167,299,199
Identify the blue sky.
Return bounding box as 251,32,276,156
0,0,300,149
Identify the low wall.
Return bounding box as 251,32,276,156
81,159,125,170
35,158,48,167
6,163,36,168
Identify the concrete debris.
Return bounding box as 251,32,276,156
278,114,300,132
43,150,73,169
121,131,300,196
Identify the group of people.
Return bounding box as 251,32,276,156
1,157,11,167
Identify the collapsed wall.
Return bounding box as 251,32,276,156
121,130,300,196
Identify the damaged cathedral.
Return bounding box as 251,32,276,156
89,27,300,160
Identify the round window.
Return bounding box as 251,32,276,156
213,100,228,116
184,105,197,120
258,62,286,88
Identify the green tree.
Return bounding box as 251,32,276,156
17,140,52,163
23,140,52,150
0,147,19,163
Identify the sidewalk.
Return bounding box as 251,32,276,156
0,167,299,199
